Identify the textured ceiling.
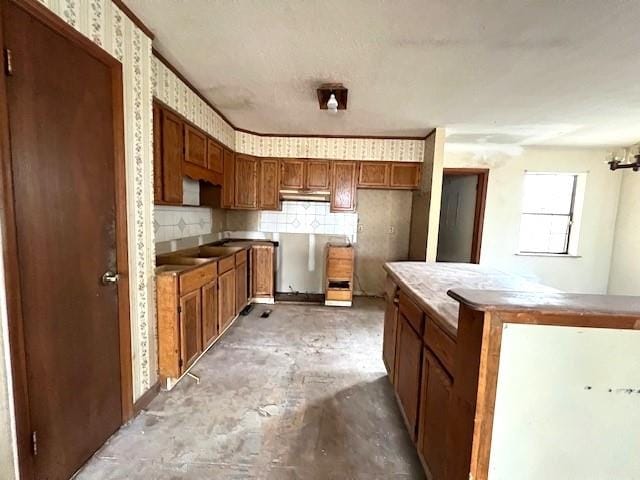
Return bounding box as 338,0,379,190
128,0,640,146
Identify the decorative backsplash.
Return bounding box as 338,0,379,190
154,205,219,242
259,201,358,240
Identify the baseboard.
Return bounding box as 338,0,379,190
133,380,160,414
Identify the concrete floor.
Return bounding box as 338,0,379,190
75,298,425,479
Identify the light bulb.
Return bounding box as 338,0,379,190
327,93,338,112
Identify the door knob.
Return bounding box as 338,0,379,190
101,271,120,285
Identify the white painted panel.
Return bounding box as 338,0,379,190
490,324,640,480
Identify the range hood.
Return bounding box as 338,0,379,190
279,189,330,202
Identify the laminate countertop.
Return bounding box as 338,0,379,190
383,262,558,338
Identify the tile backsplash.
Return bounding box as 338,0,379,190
259,201,358,241
154,205,217,242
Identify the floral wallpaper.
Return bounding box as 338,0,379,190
151,54,425,162
37,0,156,401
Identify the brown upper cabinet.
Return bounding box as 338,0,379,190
222,149,235,208
331,161,357,212
305,160,331,190
390,162,422,189
359,162,390,188
184,124,207,168
160,108,184,204
280,159,305,189
153,102,163,203
235,154,259,209
207,138,223,174
358,161,421,189
258,158,280,210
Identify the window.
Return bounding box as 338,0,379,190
519,172,579,255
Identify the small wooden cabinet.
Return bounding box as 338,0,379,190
418,350,452,480
258,158,280,210
280,159,305,189
358,162,389,188
179,289,202,372
235,154,259,209
160,108,184,204
218,265,236,331
390,162,421,189
201,279,218,349
383,290,400,383
235,250,249,314
251,244,275,301
207,138,223,174
222,148,235,208
330,161,357,212
305,160,331,190
184,124,207,168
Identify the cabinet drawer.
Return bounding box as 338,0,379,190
235,249,247,266
424,318,456,375
328,247,353,260
399,292,424,335
327,259,353,280
179,262,217,294
218,255,235,274
326,290,352,301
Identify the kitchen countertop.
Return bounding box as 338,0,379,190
383,262,558,338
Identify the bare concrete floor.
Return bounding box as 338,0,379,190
75,298,425,479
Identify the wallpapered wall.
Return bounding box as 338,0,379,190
33,0,157,400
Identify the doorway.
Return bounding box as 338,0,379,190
436,169,488,264
1,1,132,478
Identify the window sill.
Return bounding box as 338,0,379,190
515,252,582,258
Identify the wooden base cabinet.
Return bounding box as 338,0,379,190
251,244,275,300
218,267,236,332
235,251,249,314
418,350,453,480
201,279,219,349
383,293,399,383
179,289,202,372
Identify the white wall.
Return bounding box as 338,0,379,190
444,146,622,293
608,170,640,295
490,323,640,479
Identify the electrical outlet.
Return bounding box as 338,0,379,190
358,224,364,232
388,226,395,234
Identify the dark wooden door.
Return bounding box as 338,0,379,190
218,269,235,331
258,158,280,210
222,148,235,208
394,313,423,441
161,109,184,203
5,3,124,478
330,161,357,212
179,290,202,372
201,279,218,349
153,102,163,202
234,154,258,209
418,350,453,480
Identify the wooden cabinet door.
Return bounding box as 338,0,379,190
383,296,399,383
359,161,390,188
153,102,163,202
222,148,235,208
418,349,453,480
258,158,280,210
185,124,207,167
201,279,218,349
207,138,223,174
394,312,423,441
235,154,258,209
179,290,202,373
251,245,274,297
161,109,184,203
235,261,248,314
330,161,357,212
218,269,236,331
280,158,305,189
390,162,421,189
306,159,331,190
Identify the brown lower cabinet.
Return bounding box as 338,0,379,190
251,244,275,299
384,277,457,480
201,279,218,349
179,289,202,372
235,250,249,314
218,265,236,332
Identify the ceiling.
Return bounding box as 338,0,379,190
128,0,640,147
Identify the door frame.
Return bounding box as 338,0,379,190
0,0,133,477
441,168,489,264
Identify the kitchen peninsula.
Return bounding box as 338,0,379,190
383,262,640,480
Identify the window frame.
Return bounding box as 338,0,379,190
518,172,579,255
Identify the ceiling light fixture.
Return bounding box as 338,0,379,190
607,148,640,172
317,84,348,112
